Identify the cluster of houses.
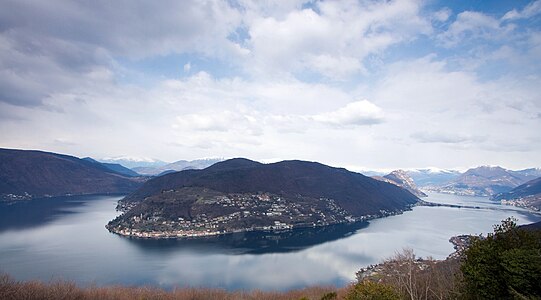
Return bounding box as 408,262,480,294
108,192,411,239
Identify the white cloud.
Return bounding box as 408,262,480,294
502,0,541,20
439,11,513,47
183,63,191,73
243,0,431,79
0,1,244,107
174,110,263,135
361,55,541,167
432,8,452,23
411,132,485,144
313,100,384,127
0,1,540,171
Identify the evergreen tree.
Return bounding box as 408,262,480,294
460,217,541,299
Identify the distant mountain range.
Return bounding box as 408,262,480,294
0,148,143,201
425,166,541,197
132,158,224,176
362,166,541,198
82,157,140,177
373,170,427,198
2,147,539,207
492,177,541,211
108,158,419,238
99,156,168,169
406,168,462,187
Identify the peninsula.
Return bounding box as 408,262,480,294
106,158,420,238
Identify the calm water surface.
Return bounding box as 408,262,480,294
0,193,539,290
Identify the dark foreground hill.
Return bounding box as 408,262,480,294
108,158,419,238
0,148,143,201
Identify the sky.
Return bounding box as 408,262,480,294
0,0,540,171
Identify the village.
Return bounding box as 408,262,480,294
107,192,405,239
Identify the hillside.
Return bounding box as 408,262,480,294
492,177,541,211
0,148,142,201
373,170,427,198
108,158,419,238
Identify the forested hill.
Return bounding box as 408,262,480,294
122,158,419,216
0,148,142,200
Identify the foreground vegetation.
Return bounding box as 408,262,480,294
1,218,539,300
0,276,343,300
354,217,541,300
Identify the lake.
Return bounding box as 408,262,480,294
0,193,539,291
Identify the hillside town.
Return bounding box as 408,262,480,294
107,192,409,238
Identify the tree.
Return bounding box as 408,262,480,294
345,281,400,300
460,217,541,299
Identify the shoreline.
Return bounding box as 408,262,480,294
105,205,414,240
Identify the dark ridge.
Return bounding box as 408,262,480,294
123,158,419,216
203,157,263,172
156,169,177,177
0,148,142,200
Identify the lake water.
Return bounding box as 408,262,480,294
0,193,539,291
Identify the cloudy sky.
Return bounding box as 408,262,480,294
1,0,540,171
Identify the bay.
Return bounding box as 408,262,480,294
0,193,539,290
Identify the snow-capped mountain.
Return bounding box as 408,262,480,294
405,168,462,187
99,156,168,169
132,158,224,176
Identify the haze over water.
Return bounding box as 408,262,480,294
0,193,539,291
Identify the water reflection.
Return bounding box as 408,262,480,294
0,193,539,291
0,196,85,232
121,222,369,255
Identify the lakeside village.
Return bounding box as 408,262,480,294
500,197,541,212
107,192,413,239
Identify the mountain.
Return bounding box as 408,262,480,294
373,170,427,198
99,156,168,169
492,177,541,211
406,168,461,187
509,168,541,182
122,158,419,212
132,158,224,176
108,158,419,238
0,148,143,201
82,157,140,177
429,166,531,197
